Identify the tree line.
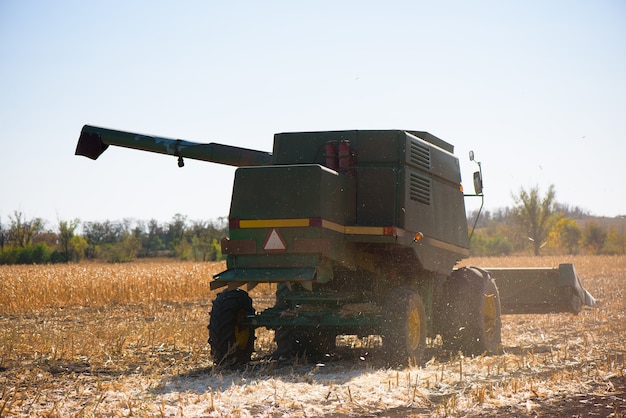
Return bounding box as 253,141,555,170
0,212,227,264
1,185,624,264
469,185,625,256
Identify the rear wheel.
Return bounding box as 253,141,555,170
439,267,502,355
382,287,427,366
208,289,255,365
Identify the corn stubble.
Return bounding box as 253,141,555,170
0,256,624,417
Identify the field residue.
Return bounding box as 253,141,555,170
0,256,624,416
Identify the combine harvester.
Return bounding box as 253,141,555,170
76,125,595,365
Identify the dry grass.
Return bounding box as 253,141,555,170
0,262,222,313
0,256,624,417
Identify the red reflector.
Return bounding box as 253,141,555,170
383,226,396,236
309,217,322,227
229,218,240,229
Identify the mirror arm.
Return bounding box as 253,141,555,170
468,192,484,243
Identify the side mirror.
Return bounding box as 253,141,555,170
473,171,483,195
469,150,483,195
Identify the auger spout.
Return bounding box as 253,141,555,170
75,125,272,167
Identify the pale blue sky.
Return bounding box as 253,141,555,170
1,0,625,227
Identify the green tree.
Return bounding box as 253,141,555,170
603,227,625,255
82,220,125,259
512,185,560,256
174,219,227,261
551,217,582,255
58,219,82,262
166,214,187,253
69,235,89,261
139,219,165,257
102,231,141,262
469,230,513,256
583,222,607,255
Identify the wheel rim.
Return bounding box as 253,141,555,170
483,294,497,341
234,309,250,349
407,308,421,350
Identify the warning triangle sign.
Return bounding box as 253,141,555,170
263,229,287,252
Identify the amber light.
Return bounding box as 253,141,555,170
383,226,397,236
459,184,464,192
414,232,424,242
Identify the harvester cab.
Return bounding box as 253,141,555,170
76,125,596,366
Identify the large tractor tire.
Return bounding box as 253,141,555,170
208,289,255,366
382,287,427,366
439,267,502,356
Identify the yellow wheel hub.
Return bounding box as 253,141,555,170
483,294,497,340
407,308,421,350
234,309,250,349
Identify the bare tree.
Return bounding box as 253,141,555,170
8,211,44,247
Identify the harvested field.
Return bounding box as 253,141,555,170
0,256,624,417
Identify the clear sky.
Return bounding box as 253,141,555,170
1,1,625,229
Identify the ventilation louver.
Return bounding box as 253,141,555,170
410,172,431,205
409,141,431,170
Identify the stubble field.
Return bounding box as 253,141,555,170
0,255,624,417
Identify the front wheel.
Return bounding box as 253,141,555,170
208,289,255,365
382,287,427,366
439,267,502,356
